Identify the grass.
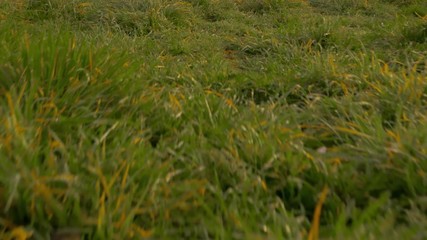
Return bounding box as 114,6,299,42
0,0,426,239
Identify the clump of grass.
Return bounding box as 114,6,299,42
286,18,337,50
0,26,146,239
163,1,195,26
402,2,427,17
402,21,427,43
237,0,283,14
309,0,373,15
380,0,420,6
184,0,235,22
20,0,198,35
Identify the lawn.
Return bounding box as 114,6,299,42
0,0,427,239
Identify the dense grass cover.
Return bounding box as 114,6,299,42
0,0,427,239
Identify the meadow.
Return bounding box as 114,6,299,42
0,0,427,239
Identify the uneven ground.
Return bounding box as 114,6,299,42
0,0,427,239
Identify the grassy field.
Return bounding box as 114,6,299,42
0,0,427,239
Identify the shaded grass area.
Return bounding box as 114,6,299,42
0,0,427,239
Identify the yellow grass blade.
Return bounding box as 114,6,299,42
308,186,329,240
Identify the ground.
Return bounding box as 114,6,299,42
0,0,427,239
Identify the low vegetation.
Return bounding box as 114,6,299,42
0,0,426,239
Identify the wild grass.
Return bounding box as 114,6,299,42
0,0,426,239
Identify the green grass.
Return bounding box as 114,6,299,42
0,0,426,239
